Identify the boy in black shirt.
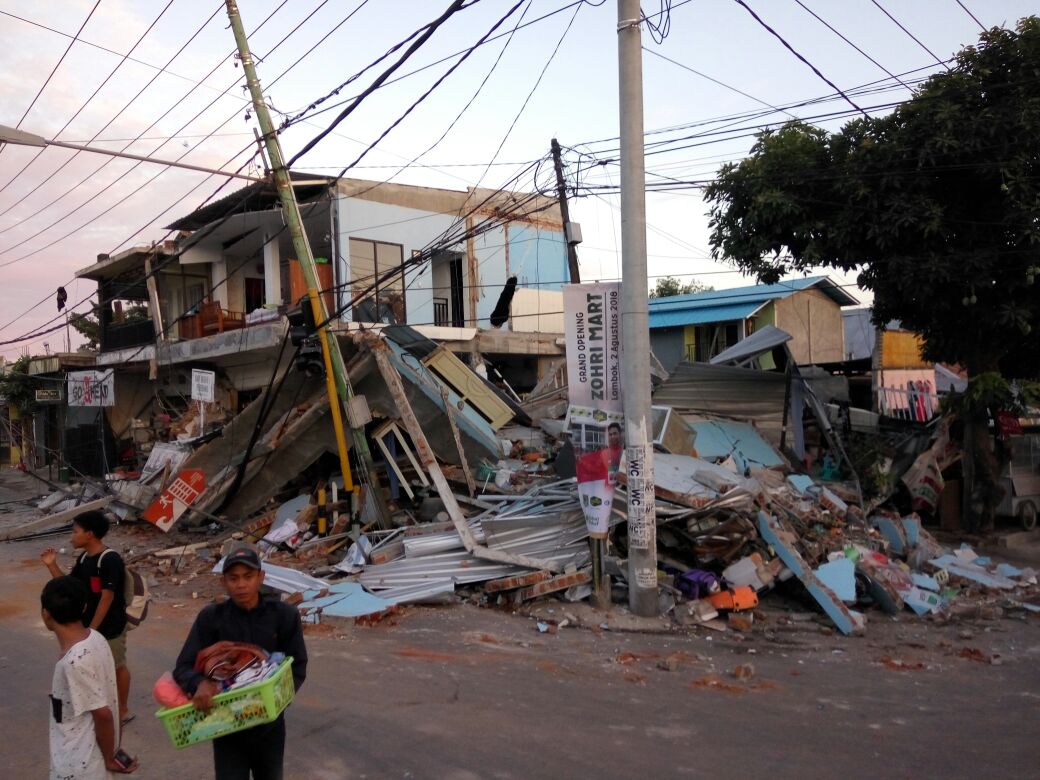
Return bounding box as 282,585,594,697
174,544,307,780
41,509,134,725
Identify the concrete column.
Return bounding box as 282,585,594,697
263,234,281,305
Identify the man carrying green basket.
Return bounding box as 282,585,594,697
173,544,307,780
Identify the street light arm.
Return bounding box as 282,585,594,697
0,122,261,181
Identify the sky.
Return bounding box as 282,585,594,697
0,0,1034,359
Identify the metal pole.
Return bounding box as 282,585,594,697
618,0,658,617
550,138,581,284
224,0,387,521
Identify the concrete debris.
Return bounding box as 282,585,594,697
9,320,1034,646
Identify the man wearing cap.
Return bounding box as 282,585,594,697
173,544,307,780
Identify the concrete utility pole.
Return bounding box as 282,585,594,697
224,0,389,524
550,138,581,284
617,0,658,616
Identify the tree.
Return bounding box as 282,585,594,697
648,276,714,298
0,355,37,415
704,18,1040,527
69,299,150,351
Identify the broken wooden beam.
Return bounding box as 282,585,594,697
367,335,563,574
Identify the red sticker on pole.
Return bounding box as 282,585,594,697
142,469,206,533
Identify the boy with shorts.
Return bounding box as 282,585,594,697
42,510,134,725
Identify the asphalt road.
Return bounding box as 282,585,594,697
1,472,1039,779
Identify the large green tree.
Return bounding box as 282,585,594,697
705,18,1040,526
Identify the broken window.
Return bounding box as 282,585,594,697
349,238,406,323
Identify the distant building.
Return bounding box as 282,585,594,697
648,276,859,372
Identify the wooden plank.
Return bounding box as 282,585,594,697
0,496,114,541
368,337,562,574
441,386,476,497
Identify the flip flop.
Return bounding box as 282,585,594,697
121,714,136,726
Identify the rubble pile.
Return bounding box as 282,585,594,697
4,326,1037,638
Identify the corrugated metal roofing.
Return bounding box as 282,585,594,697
648,301,761,329
648,276,859,331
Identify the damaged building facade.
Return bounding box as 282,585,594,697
72,175,571,466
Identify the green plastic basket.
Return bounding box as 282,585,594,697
156,658,295,748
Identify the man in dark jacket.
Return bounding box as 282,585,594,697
174,544,307,780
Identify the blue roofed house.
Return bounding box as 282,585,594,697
648,276,859,372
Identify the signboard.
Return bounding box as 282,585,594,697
67,370,114,407
142,469,205,532
35,388,62,403
191,369,216,403
563,283,622,410
563,283,623,537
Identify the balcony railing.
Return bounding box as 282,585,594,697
101,319,155,352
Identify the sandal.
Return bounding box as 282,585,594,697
120,713,136,726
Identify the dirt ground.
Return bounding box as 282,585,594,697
2,468,1039,779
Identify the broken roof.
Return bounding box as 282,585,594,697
648,276,859,330
164,171,334,231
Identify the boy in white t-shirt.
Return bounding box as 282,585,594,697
42,576,138,778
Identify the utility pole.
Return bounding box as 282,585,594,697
550,138,581,284
617,0,658,616
224,0,389,525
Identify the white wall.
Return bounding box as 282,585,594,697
334,197,457,325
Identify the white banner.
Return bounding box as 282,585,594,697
564,283,623,537
563,283,622,411
67,370,114,407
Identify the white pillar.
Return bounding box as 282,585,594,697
263,234,281,305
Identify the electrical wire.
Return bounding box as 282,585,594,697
868,0,951,71
285,0,472,168
0,0,340,267
0,3,223,236
0,0,101,163
790,0,914,92
310,0,528,186
954,0,986,32
643,47,801,119
0,0,179,198
732,0,868,118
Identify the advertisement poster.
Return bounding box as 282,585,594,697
563,283,623,537
67,370,114,407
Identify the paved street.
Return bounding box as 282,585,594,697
1,479,1038,780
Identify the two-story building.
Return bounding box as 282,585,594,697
73,175,572,458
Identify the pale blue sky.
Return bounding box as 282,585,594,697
0,0,1034,356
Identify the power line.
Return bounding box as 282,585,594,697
0,0,101,154
0,0,343,267
868,0,951,71
643,47,801,119
0,0,199,228
317,0,529,186
0,9,237,97
285,0,472,167
469,1,582,199
954,0,986,32
732,0,868,118
0,0,178,198
294,0,607,126
790,0,914,92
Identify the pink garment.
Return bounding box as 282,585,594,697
153,671,190,708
